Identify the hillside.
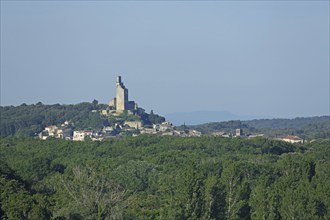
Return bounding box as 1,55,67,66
187,116,330,140
0,102,164,137
165,111,246,125
1,102,328,140
244,116,330,129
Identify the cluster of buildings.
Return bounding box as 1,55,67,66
39,121,302,142
211,128,264,139
39,120,202,141
38,121,303,143
39,76,201,141
38,76,304,143
211,128,303,143
39,121,72,140
139,121,201,137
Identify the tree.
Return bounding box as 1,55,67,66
54,165,126,220
0,175,52,220
250,175,273,220
221,162,250,220
203,175,226,219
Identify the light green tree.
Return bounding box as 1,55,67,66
54,165,126,220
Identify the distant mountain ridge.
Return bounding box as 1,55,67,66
165,111,264,125
243,116,330,129
186,115,330,140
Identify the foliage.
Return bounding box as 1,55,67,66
140,110,166,126
0,102,166,137
0,136,329,219
185,120,255,135
188,116,330,140
245,116,329,129
52,165,126,220
0,102,106,137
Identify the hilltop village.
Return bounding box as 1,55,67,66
39,76,202,141
38,76,305,143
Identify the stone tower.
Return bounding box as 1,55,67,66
105,76,137,115
115,76,128,112
236,128,242,137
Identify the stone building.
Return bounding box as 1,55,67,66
45,125,58,137
107,76,137,114
124,121,143,129
39,124,72,140
236,128,243,137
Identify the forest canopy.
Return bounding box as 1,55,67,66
1,135,329,219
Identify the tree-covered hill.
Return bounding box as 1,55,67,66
187,116,330,140
182,120,256,135
244,116,330,140
0,102,105,137
0,102,164,137
0,136,329,219
1,102,328,140
244,116,330,129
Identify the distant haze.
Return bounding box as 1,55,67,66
165,111,266,126
1,1,329,119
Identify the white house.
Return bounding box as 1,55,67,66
281,135,303,144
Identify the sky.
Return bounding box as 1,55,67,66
1,1,329,118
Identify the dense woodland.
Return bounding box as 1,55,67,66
1,103,329,219
1,135,329,219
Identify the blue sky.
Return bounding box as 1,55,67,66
1,1,329,118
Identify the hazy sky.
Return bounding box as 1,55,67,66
1,1,329,118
